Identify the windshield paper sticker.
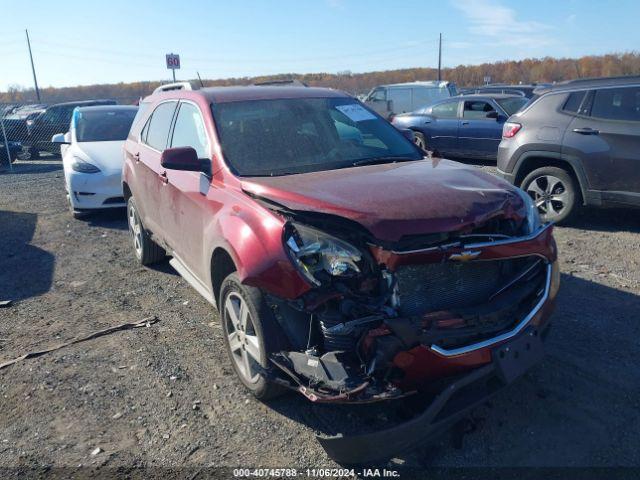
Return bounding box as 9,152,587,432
336,104,377,122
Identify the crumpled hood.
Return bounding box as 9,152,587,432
242,158,526,243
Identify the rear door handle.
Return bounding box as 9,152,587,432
461,121,470,125
133,152,140,162
572,127,599,135
159,171,169,184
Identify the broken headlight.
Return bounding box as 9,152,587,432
285,222,362,286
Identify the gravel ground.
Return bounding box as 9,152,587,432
1,160,639,474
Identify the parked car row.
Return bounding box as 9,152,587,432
386,75,640,223
1,99,116,160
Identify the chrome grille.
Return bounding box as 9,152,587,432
395,257,535,316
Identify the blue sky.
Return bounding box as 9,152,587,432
1,0,638,90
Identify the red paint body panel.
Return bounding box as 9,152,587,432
242,158,527,242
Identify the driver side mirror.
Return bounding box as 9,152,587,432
161,147,206,173
51,133,70,144
486,110,499,119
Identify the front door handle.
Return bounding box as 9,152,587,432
461,121,470,125
573,127,599,135
159,171,169,184
133,152,140,162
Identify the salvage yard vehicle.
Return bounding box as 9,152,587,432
123,82,560,464
52,105,138,218
497,75,640,223
363,81,457,119
392,93,528,159
28,99,116,158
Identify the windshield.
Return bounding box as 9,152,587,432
496,97,529,115
211,97,422,176
75,108,137,142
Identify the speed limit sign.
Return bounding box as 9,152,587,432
166,54,181,70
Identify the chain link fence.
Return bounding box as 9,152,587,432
1,97,139,170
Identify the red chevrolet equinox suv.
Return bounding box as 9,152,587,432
123,82,560,464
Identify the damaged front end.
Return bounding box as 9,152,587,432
249,195,559,463
262,206,559,408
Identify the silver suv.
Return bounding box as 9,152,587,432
497,76,640,223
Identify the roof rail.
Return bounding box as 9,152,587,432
153,81,198,94
252,79,308,87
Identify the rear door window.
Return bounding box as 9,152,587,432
431,100,459,119
590,86,640,122
463,100,496,120
144,101,177,150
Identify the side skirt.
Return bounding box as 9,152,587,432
169,255,216,307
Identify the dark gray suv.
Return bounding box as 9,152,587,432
497,76,640,223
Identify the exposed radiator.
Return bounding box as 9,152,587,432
395,257,539,316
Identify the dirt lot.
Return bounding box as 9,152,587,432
1,160,639,474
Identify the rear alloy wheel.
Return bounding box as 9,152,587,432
413,132,427,151
220,272,287,400
127,197,165,265
522,166,578,224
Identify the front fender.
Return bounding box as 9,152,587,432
206,206,312,300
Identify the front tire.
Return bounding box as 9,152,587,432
219,272,287,400
521,166,578,224
127,197,165,265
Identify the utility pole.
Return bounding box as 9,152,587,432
437,33,442,82
25,29,41,102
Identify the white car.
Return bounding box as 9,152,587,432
52,105,138,218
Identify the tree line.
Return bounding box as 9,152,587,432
2,52,639,105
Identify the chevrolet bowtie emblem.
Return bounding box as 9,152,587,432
449,250,482,262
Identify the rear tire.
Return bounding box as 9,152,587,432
219,272,288,400
414,132,427,151
521,166,578,224
127,197,165,265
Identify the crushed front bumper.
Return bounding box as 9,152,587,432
317,325,546,465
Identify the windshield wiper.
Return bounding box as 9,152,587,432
351,156,417,167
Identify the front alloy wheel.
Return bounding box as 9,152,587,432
219,272,287,399
224,292,262,384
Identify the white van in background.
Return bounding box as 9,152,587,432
363,81,458,119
